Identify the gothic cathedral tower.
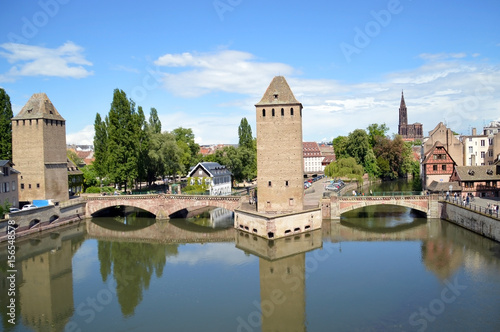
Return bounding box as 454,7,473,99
255,76,304,213
398,90,408,137
12,93,69,203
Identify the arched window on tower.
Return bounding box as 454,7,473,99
263,109,266,117
290,108,294,116
281,108,284,116
272,109,275,116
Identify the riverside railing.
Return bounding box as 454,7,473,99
443,196,500,219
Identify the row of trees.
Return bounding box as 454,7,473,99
326,123,420,183
92,89,200,191
91,89,258,192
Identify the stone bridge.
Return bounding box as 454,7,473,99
321,194,440,219
84,194,243,220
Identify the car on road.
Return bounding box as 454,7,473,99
9,207,21,213
21,204,37,210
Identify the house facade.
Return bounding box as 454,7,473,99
187,162,232,196
0,160,20,208
67,159,84,195
422,141,456,190
303,142,323,173
462,128,494,166
450,165,500,197
423,122,463,167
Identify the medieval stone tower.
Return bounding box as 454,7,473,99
12,93,68,203
255,76,304,213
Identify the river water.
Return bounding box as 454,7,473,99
1,205,500,332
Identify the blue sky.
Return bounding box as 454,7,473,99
0,0,499,145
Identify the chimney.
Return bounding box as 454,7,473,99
472,128,477,135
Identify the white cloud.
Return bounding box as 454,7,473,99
0,41,93,81
154,50,295,97
419,52,467,61
67,125,94,145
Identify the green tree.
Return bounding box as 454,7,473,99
93,112,108,181
67,149,84,166
332,136,348,159
238,117,253,149
366,123,389,147
147,107,161,134
148,131,184,182
172,127,200,173
106,89,138,191
0,88,13,160
134,106,148,187
324,157,364,183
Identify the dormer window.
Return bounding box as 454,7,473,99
27,109,32,113
273,94,278,99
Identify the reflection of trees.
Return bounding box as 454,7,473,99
97,241,179,316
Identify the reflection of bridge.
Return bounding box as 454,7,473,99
323,220,431,242
84,194,243,219
86,220,235,243
322,194,439,219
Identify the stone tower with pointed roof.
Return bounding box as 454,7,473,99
255,76,304,213
12,93,68,203
397,91,423,141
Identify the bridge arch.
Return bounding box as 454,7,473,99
85,194,243,219
326,195,438,219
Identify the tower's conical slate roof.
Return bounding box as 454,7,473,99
13,93,65,121
256,76,301,106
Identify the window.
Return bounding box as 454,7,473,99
468,137,472,141
481,140,485,146
433,165,438,171
272,109,275,116
281,108,284,116
285,180,289,187
489,138,493,145
268,181,272,187
12,181,15,191
20,183,24,190
37,183,40,188
2,167,8,176
442,165,446,171
481,151,485,158
290,108,294,116
28,184,31,189
262,109,266,117
468,146,473,153
489,150,493,157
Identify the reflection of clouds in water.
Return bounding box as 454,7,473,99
167,243,256,266
72,240,99,282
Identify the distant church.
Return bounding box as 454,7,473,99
12,93,69,204
397,91,423,141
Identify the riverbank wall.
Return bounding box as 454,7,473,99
440,201,500,242
0,199,86,243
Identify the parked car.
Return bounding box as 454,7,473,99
21,204,37,210
9,207,20,213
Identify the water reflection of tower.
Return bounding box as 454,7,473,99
235,230,322,332
19,232,84,332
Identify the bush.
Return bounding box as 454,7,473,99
85,186,115,194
